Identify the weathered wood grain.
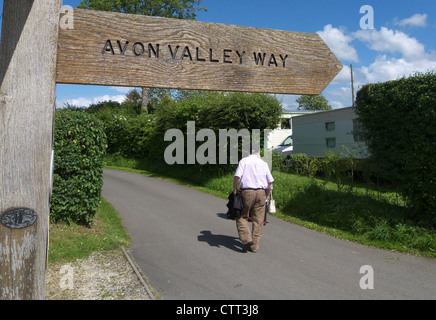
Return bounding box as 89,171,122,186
0,0,61,299
56,9,342,95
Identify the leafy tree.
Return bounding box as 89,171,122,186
78,0,206,19
296,95,332,111
125,89,142,104
147,88,173,113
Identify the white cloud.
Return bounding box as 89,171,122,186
329,100,347,109
358,54,436,84
331,65,351,85
395,13,428,27
317,24,359,63
313,23,436,109
325,86,353,109
352,26,436,83
353,27,425,60
110,86,137,94
280,95,300,111
56,94,126,108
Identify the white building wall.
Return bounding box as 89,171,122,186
265,111,314,149
266,129,292,149
292,107,368,158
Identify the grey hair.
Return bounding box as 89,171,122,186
250,143,260,155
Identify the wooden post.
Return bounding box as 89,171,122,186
0,0,61,299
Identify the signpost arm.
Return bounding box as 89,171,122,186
0,0,61,299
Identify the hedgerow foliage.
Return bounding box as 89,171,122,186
88,91,282,162
87,101,156,159
355,73,436,221
51,109,107,226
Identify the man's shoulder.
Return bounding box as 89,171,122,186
238,155,253,164
239,155,267,164
253,155,269,166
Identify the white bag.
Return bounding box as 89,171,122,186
268,192,276,213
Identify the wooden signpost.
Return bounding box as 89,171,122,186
0,2,342,300
0,0,61,300
57,9,342,95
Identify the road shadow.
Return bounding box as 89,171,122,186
216,212,233,220
197,230,243,253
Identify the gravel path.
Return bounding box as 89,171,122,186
46,249,158,300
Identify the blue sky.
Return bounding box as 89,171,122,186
2,0,436,110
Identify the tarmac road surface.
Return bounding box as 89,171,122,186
102,169,436,300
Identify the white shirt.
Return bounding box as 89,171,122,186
234,154,274,189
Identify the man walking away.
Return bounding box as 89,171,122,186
233,144,274,253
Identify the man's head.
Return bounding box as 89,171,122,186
250,143,260,155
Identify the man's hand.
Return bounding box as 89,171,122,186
266,182,273,200
233,176,241,194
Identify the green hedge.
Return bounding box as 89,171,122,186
154,91,282,133
89,91,282,163
355,72,436,221
51,109,107,226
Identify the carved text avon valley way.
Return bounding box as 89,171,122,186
102,40,289,68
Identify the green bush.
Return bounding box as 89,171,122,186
51,109,107,226
93,92,282,164
86,100,160,159
320,150,357,190
153,91,282,133
154,91,282,164
355,72,436,221
285,151,357,191
102,113,157,159
288,153,319,178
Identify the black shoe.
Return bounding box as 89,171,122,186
242,241,254,252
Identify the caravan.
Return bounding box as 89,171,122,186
291,107,368,159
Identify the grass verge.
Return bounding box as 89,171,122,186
48,197,131,264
